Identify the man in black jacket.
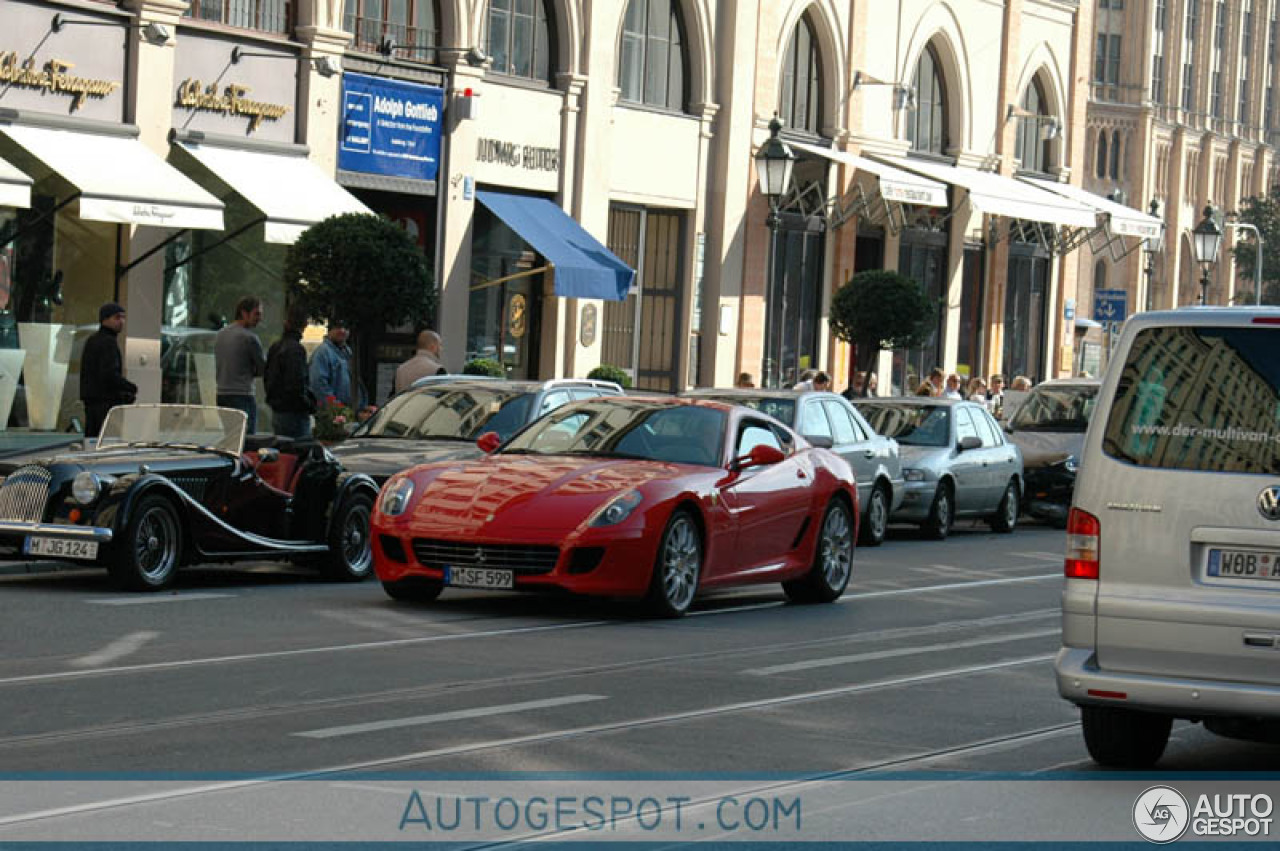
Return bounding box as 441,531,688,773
265,306,314,439
80,302,138,438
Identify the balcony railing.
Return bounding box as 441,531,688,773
344,14,438,61
185,0,293,35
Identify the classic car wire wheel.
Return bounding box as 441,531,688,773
134,501,180,583
340,501,373,574
819,502,853,590
658,513,700,614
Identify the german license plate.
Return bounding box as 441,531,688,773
23,536,98,560
1207,549,1280,581
444,566,514,590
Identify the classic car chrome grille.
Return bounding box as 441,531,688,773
412,539,560,575
0,466,52,523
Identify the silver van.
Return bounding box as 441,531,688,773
1055,307,1280,767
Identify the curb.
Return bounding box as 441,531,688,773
0,561,81,576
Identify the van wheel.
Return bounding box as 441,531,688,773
922,483,952,540
1081,705,1172,768
859,483,889,547
989,480,1019,533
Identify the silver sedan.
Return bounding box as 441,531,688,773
854,398,1023,540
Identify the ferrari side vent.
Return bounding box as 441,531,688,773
567,547,605,575
0,466,51,523
412,539,560,575
789,517,811,550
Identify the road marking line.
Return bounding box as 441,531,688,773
68,631,159,669
742,628,1060,675
294,694,609,739
1011,551,1062,562
85,593,235,606
845,573,1058,601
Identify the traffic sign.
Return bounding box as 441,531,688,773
1093,289,1128,322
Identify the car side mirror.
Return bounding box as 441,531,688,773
734,443,786,470
957,435,982,452
803,434,834,449
476,431,501,454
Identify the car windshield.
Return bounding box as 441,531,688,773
1010,385,1098,432
501,401,726,467
97,404,246,454
690,394,795,425
358,387,535,441
857,403,951,447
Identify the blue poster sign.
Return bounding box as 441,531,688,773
338,73,444,183
1093,288,1128,323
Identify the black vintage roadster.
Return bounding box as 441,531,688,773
0,405,380,590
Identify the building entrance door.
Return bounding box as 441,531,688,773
604,206,685,392
1003,242,1051,382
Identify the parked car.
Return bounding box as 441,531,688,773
331,378,623,483
682,388,903,545
372,397,858,616
854,398,1023,539
1003,378,1100,525
0,404,379,590
1056,307,1280,768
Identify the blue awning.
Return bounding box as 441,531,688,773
476,190,634,301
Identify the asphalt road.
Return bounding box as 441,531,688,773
2,521,1278,841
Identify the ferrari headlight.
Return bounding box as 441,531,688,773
590,490,644,527
379,477,415,517
72,472,103,505
903,468,926,482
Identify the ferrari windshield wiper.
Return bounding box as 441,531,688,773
559,450,651,460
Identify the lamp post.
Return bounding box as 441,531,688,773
1143,198,1164,312
753,116,795,386
1191,204,1223,305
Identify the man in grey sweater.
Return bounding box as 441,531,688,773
215,296,266,434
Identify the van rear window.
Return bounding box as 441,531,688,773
1102,325,1280,474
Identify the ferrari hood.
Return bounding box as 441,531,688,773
330,438,481,483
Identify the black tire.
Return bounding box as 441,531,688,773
859,483,890,547
108,494,183,591
1081,705,1172,768
989,479,1019,533
922,482,953,540
784,498,854,603
382,577,444,602
645,509,701,618
320,492,374,581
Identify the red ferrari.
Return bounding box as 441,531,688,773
371,397,858,616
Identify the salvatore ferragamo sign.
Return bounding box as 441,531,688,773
0,52,120,111
176,79,290,131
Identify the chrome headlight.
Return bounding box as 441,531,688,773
1063,455,1079,473
903,468,926,482
72,471,103,505
590,490,643,527
378,476,415,517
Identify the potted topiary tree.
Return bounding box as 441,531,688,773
586,364,631,389
828,270,935,395
463,358,505,377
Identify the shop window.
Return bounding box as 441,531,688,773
1015,75,1053,174
185,0,294,34
468,204,541,379
486,0,554,83
779,13,823,135
343,0,440,58
907,44,948,154
618,0,688,111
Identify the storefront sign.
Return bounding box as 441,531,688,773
176,80,290,131
338,73,443,182
0,52,119,111
477,138,559,173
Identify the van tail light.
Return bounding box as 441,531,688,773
1065,508,1100,580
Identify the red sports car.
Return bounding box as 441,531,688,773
371,397,858,616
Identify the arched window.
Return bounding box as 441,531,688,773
343,0,439,55
487,0,554,82
618,0,688,111
1096,130,1108,178
1015,77,1053,174
1110,130,1122,179
1095,260,1108,290
907,44,947,154
779,14,822,134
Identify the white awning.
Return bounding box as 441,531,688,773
0,154,31,209
791,141,948,207
0,125,223,229
1020,177,1164,239
874,155,1098,228
177,142,370,244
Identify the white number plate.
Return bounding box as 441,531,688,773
1207,549,1280,581
444,566,514,590
24,536,98,560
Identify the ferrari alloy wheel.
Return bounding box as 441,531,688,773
382,577,444,602
990,479,1019,534
321,493,375,581
859,483,889,547
784,498,854,603
647,510,701,617
110,495,183,591
922,482,953,540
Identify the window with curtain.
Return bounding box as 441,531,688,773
342,0,438,57
487,0,554,82
185,0,293,33
1015,77,1052,174
618,0,688,111
779,14,822,134
907,44,947,154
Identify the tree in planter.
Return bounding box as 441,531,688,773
587,364,632,388
284,214,435,408
828,270,935,395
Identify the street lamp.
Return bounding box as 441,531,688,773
1143,198,1165,312
754,115,795,387
1191,204,1223,305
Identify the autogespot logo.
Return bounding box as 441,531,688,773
1134,786,1190,843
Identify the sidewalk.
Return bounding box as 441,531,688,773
0,560,82,577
